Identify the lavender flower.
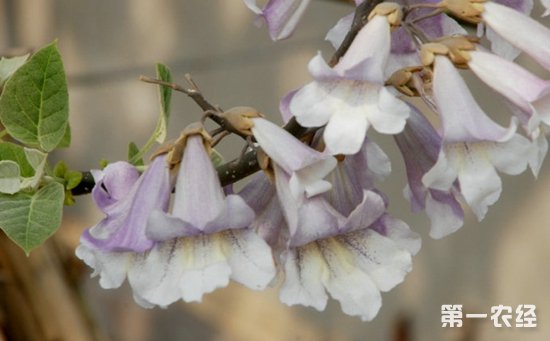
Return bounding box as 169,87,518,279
423,56,534,220
76,156,172,289
290,9,410,154
395,105,464,239
131,132,276,306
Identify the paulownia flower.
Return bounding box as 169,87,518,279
290,10,410,155
276,174,421,321
76,156,172,290
423,56,534,220
250,117,337,200
84,156,172,252
244,0,311,40
132,132,277,306
394,105,464,239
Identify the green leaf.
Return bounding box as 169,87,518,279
0,142,34,176
65,170,82,190
0,54,29,87
53,160,68,178
0,42,69,152
0,181,64,255
128,142,144,166
153,63,172,144
0,160,21,194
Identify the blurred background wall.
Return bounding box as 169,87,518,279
1,0,549,340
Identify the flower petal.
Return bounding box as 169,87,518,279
452,145,502,220
318,238,382,321
87,155,171,252
324,107,369,155
279,246,329,311
223,229,276,290
425,190,464,239
483,1,550,71
433,56,515,143
76,240,134,289
172,136,225,228
91,161,140,211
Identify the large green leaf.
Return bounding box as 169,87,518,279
0,42,69,152
0,181,64,255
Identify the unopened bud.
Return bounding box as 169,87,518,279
386,66,424,96
438,0,486,24
369,2,403,28
421,36,478,68
220,106,264,136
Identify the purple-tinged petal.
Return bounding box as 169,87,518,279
223,229,277,290
252,117,336,198
487,134,534,175
318,238,382,322
425,189,464,239
131,236,232,304
370,214,421,256
246,0,312,41
239,173,285,246
280,211,420,321
422,149,460,193
468,50,550,133
483,1,550,70
450,145,502,220
433,56,516,143
87,155,171,252
334,15,391,84
252,117,329,172
335,229,412,293
204,195,255,234
326,12,354,49
290,196,342,247
395,106,465,238
75,241,135,289
394,106,441,204
172,136,225,227
482,0,533,60
340,190,386,235
91,161,140,212
325,138,390,215
279,89,298,124
308,52,341,80
279,246,329,311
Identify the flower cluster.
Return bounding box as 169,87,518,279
78,0,549,321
